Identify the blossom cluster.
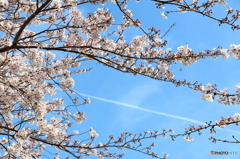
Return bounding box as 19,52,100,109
215,113,240,128
0,0,240,158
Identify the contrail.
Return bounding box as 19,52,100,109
80,93,205,125
80,93,240,134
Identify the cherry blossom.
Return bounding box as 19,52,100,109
0,0,239,158
161,12,167,19
202,94,214,102
0,0,8,7
184,136,194,142
90,127,99,138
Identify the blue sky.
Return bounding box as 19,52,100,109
52,0,240,159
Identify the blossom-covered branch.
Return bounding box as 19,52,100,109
0,0,239,158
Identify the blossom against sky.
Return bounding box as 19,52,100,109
60,0,240,158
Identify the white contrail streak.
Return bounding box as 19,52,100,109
80,93,240,134
80,93,205,125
